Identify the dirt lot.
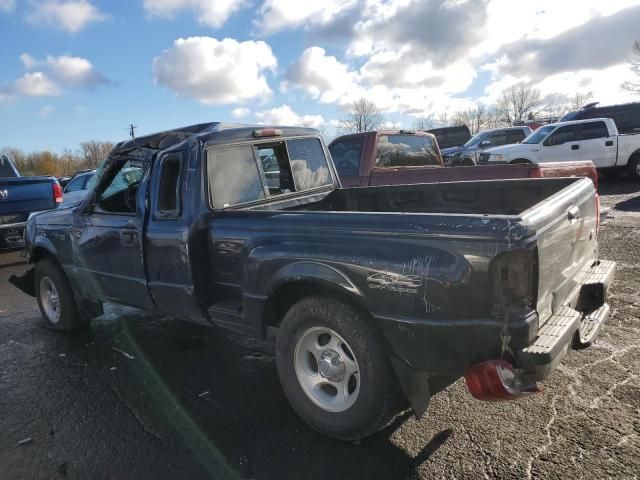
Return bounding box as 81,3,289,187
1,179,639,480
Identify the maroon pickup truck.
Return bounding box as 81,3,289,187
328,130,599,188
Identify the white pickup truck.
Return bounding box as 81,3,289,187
479,118,640,178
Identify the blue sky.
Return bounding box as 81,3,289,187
1,0,639,153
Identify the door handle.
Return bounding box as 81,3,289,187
571,144,579,150
567,206,580,221
605,140,613,147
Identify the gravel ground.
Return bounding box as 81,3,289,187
1,178,638,480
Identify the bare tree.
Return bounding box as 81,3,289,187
622,41,640,95
80,140,115,168
341,98,384,133
496,84,543,126
412,114,436,130
436,112,449,128
570,91,594,110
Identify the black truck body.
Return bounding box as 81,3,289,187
11,122,614,440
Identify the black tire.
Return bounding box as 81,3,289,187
35,259,90,331
627,155,640,180
510,158,532,164
276,295,401,441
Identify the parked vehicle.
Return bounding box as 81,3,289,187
479,118,640,179
0,152,63,248
561,101,640,134
10,123,614,441
441,126,532,166
328,130,598,187
62,170,96,206
426,125,471,149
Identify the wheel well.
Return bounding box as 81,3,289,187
262,281,368,329
29,246,55,264
629,150,640,163
510,158,532,164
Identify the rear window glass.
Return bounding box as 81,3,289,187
581,121,608,140
208,145,265,208
0,155,17,177
376,135,439,167
287,138,331,190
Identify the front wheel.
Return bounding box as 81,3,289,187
35,259,90,331
276,295,402,441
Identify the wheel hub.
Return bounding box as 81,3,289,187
318,349,345,382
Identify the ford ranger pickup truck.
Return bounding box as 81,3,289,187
10,123,615,441
0,152,63,249
328,130,598,188
479,118,640,178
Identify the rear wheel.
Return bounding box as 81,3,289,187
276,295,402,441
627,155,640,180
35,259,90,331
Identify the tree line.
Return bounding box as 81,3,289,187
2,141,115,177
341,84,596,136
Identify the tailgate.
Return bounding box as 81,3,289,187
0,177,56,215
521,178,598,325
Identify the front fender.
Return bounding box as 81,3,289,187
28,237,58,263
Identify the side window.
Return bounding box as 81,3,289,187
0,155,17,177
544,125,578,146
507,130,526,144
581,121,608,140
487,131,508,146
329,137,363,177
286,138,332,190
64,176,85,193
96,159,144,214
207,145,265,208
376,135,439,167
157,155,183,216
256,144,294,196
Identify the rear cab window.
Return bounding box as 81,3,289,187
0,155,17,177
207,137,333,209
375,134,439,168
329,137,363,177
580,121,608,140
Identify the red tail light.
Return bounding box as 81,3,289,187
464,360,540,401
53,181,63,204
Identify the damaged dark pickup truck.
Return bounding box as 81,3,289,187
11,123,615,441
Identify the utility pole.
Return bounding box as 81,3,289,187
128,124,137,139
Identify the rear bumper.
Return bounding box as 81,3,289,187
376,259,615,379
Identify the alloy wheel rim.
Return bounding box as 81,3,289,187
294,326,360,412
40,277,61,324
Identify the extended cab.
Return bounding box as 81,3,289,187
479,118,640,178
0,152,63,248
329,130,598,188
11,123,615,440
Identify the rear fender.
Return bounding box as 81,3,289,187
267,261,363,298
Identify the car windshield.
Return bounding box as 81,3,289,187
463,132,486,148
522,125,555,144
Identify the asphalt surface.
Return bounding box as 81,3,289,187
1,178,639,480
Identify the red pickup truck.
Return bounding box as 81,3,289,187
328,130,598,188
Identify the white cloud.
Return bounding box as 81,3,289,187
231,107,251,118
153,37,277,105
12,72,60,96
255,104,324,128
0,0,15,13
21,53,107,87
143,0,246,28
256,0,356,34
27,0,109,33
38,104,54,118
